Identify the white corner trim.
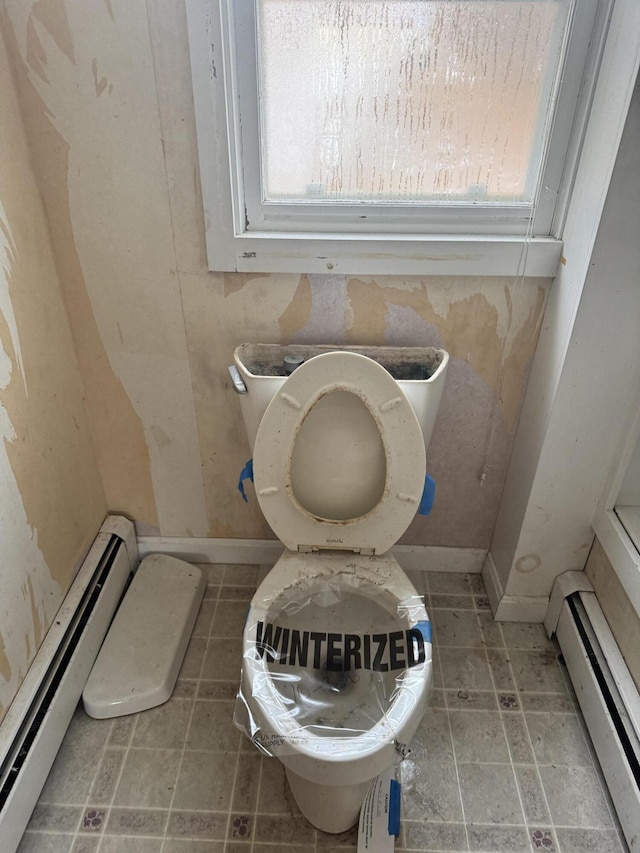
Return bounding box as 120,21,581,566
136,537,486,573
482,551,549,622
543,569,594,638
101,514,139,570
482,551,504,614
493,594,550,623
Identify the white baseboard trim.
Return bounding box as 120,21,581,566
395,545,486,573
482,551,504,613
137,536,283,567
482,551,549,622
543,570,594,638
136,537,486,573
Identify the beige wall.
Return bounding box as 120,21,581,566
586,538,640,693
2,1,548,548
0,21,106,723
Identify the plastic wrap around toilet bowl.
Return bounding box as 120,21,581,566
234,551,432,788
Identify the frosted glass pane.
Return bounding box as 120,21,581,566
256,0,570,204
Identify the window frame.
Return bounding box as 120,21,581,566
186,0,606,276
594,404,640,620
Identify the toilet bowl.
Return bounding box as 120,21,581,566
231,345,448,833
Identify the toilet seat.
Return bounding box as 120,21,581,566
253,351,426,554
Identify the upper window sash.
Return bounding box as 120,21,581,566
187,0,604,275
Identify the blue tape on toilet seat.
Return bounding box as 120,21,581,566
418,474,436,516
388,778,401,837
238,458,254,503
240,458,434,518
415,620,432,643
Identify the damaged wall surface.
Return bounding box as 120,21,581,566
2,0,549,549
0,21,107,724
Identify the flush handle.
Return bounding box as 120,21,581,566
228,365,248,394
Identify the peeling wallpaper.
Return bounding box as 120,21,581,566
2,1,549,554
183,272,547,545
0,24,106,723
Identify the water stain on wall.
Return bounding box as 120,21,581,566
346,276,547,433
0,17,111,722
278,274,312,340
224,272,272,299
25,576,45,650
30,0,75,68
0,635,11,682
190,270,548,546
3,9,158,529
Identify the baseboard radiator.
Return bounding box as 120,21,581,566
549,581,640,850
0,517,137,853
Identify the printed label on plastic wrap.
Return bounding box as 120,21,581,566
357,766,401,852
233,575,432,758
254,621,429,671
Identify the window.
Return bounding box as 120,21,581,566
186,0,605,275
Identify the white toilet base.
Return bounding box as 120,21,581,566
285,765,370,834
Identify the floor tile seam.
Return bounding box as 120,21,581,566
188,695,237,703
68,719,114,840
453,759,540,768
551,821,624,830
437,652,471,853
482,632,530,830
100,805,170,816
520,703,581,713
18,827,76,836
158,637,215,852
209,596,227,639
97,829,170,839
253,808,310,816
515,746,555,835
580,753,624,833
444,705,500,714
247,744,265,849
531,759,604,768
91,713,140,853
225,732,249,845
124,743,187,753
570,704,608,780
209,635,244,641
203,587,221,603
171,746,241,756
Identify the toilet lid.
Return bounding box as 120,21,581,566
253,351,426,554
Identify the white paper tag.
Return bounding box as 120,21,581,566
357,766,401,853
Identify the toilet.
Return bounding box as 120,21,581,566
231,344,448,833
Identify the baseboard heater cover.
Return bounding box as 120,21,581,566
0,521,136,853
555,589,640,850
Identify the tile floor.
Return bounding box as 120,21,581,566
18,565,629,853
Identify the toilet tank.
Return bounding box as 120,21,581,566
233,343,449,451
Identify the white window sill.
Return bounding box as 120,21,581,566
209,231,563,278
